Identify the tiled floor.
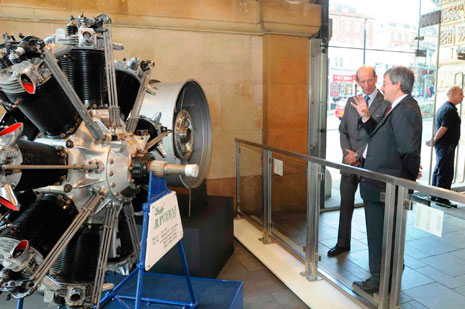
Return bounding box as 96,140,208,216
270,205,465,309
217,240,309,309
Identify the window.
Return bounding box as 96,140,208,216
344,22,350,32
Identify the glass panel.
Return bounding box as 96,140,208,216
433,0,465,190
238,144,263,224
319,190,370,297
415,0,442,186
327,1,426,206
327,48,362,118
316,167,368,301
402,201,465,308
321,0,446,301
269,153,307,253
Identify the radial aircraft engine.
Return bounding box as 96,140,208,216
0,14,211,308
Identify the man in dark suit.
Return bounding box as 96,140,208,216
427,86,463,206
350,66,422,294
328,66,390,257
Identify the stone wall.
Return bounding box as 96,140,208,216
0,0,321,209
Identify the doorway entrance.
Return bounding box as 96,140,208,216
323,0,465,210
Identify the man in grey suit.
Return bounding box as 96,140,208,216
328,66,390,257
351,66,422,294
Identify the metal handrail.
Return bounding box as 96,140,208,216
236,138,465,309
235,138,465,204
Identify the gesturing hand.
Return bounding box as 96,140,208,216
350,95,371,121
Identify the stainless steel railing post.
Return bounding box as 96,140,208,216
260,150,273,244
389,186,409,309
379,183,397,309
302,161,321,281
236,142,241,216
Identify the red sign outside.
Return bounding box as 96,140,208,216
332,74,355,82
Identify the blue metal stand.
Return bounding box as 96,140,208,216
100,173,198,308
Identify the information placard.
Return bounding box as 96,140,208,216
415,204,444,237
145,191,183,270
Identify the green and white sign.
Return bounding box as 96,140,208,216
145,191,183,270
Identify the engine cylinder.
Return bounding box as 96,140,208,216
115,68,140,120
0,107,39,141
6,76,80,137
0,195,76,256
0,53,12,69
50,224,100,283
15,140,67,190
59,48,107,108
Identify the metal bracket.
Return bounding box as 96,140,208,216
380,192,386,203
143,130,171,152
300,270,321,282
91,203,121,307
259,235,274,245
403,199,413,210
102,23,122,130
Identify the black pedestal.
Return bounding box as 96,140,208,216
147,196,234,279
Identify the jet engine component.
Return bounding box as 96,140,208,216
0,13,211,308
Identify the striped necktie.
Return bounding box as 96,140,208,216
365,95,370,107
384,106,392,116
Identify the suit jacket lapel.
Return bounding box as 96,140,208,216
368,91,384,116
370,95,410,136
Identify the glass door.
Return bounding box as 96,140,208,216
325,0,422,209
414,0,442,186
431,0,465,190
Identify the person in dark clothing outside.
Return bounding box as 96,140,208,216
427,86,463,206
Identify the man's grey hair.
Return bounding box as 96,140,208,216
385,66,415,94
446,86,462,98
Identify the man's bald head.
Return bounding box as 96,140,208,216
355,66,377,95
447,86,464,105
356,66,376,82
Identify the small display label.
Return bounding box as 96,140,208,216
145,191,183,270
273,158,283,176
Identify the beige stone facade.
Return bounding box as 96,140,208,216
438,0,465,103
0,0,321,205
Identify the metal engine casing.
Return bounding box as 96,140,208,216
0,14,211,308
